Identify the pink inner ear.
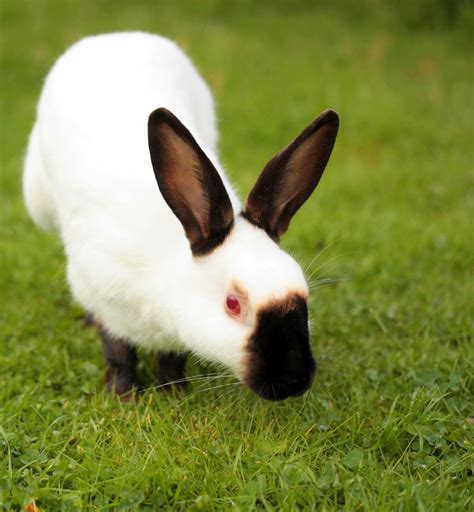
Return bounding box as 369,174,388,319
244,110,339,239
157,125,210,237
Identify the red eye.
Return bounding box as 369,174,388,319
225,295,241,316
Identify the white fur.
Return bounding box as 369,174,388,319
23,32,308,377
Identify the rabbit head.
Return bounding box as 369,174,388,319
148,108,339,401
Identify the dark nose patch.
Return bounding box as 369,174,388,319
244,294,316,401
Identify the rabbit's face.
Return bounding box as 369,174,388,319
198,216,315,401
148,107,339,400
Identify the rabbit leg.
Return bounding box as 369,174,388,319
100,329,137,399
156,352,188,389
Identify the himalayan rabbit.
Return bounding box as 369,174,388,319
23,32,339,401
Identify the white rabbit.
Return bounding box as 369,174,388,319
23,32,339,401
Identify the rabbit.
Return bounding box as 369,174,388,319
23,32,339,401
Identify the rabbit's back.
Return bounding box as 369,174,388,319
40,32,218,155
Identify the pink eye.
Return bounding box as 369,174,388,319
225,295,241,317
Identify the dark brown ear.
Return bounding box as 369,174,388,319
244,109,339,241
148,108,234,256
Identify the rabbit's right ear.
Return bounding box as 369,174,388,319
148,108,234,256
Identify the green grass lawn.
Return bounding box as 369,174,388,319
1,1,473,510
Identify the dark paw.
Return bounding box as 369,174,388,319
105,366,137,401
101,331,138,401
156,352,188,391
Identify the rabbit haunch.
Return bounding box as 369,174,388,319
23,32,339,401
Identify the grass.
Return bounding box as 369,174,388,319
1,1,473,510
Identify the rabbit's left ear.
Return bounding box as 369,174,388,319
245,109,339,241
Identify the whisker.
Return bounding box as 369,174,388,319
193,382,241,394
308,276,351,291
306,250,351,281
303,235,346,273
139,373,225,393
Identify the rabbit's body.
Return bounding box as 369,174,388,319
24,33,239,354
24,32,339,400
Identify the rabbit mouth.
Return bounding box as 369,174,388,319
242,293,316,401
246,368,316,401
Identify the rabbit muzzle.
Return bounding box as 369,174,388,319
243,294,316,401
